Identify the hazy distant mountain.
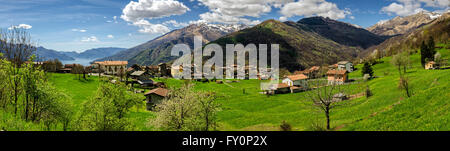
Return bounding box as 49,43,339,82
62,47,126,59
296,16,387,49
35,47,74,61
96,23,247,66
367,11,441,36
364,12,450,57
211,19,363,71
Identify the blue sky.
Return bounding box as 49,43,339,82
0,0,448,52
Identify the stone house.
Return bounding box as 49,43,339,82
92,61,128,75
144,88,169,110
425,61,438,70
282,74,309,89
337,61,354,72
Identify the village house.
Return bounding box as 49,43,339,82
337,61,354,72
293,66,321,79
275,83,291,94
130,71,154,87
282,74,309,89
327,70,348,85
92,61,128,75
328,64,338,69
58,64,77,73
158,63,170,77
144,88,169,110
425,61,437,70
146,65,159,75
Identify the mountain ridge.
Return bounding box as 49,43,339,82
367,11,442,36
96,23,247,66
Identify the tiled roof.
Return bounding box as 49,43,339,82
95,61,128,66
286,74,308,81
338,61,350,65
145,88,169,97
277,83,290,89
327,70,347,75
309,66,320,71
131,71,146,76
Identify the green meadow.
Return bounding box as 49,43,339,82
41,44,449,131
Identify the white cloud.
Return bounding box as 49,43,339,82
163,20,189,27
121,0,190,34
279,16,288,22
197,0,294,25
8,24,32,30
381,0,449,16
81,36,99,42
280,0,351,20
198,12,261,25
72,29,87,33
107,35,114,39
132,19,171,34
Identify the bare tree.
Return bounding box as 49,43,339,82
306,66,352,130
71,64,84,80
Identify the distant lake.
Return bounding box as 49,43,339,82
61,58,96,66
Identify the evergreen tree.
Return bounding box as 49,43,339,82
427,36,436,61
361,62,374,77
420,41,428,67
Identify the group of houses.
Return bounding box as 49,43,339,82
269,61,354,94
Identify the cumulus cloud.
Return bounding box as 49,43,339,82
8,24,32,30
163,20,189,28
197,0,293,25
280,0,351,20
198,12,261,25
121,0,190,34
81,36,99,42
107,35,114,39
132,19,171,34
381,0,449,16
72,29,87,33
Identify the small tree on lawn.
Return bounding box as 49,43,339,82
151,83,221,131
76,82,144,131
71,64,84,80
361,62,374,78
306,77,349,130
391,52,412,98
434,52,445,68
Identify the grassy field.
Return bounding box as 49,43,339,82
45,44,449,131
48,74,155,131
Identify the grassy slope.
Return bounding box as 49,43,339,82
159,45,449,131
43,44,448,131
343,45,450,130
48,74,155,131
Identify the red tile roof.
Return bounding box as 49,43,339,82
327,70,347,75
286,74,308,81
277,83,290,89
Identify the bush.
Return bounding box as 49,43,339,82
366,86,373,98
280,121,292,131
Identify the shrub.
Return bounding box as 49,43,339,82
280,121,292,131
